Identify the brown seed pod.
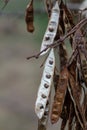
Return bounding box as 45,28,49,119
68,102,75,130
51,67,69,124
45,0,52,17
60,90,72,130
68,59,86,129
25,0,34,33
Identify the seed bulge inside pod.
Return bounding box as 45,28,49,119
49,26,54,32
46,74,51,79
44,83,49,88
42,94,47,98
45,36,50,41
49,60,53,65
44,111,48,116
40,105,44,109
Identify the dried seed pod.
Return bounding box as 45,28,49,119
51,67,69,124
68,102,75,130
73,29,87,88
35,49,55,119
40,1,60,55
63,3,74,28
38,95,51,130
79,56,87,87
45,0,52,17
53,71,59,92
68,59,86,129
25,0,34,33
68,85,85,129
60,90,72,130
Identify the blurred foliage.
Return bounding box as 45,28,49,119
0,0,44,12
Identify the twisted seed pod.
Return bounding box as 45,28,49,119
68,59,86,129
51,67,69,124
35,49,55,119
40,1,60,55
25,0,34,33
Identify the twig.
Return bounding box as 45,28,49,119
27,18,87,60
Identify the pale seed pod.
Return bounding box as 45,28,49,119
35,49,55,119
40,1,60,55
38,94,51,130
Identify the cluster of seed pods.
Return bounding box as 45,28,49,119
25,0,87,130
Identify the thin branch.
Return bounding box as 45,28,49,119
27,18,87,60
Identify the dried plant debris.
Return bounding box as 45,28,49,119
25,0,87,130
35,49,55,119
25,0,34,33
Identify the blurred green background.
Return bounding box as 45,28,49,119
0,0,62,130
0,0,49,130
0,0,81,130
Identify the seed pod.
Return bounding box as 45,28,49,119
38,95,51,130
51,67,69,124
25,0,34,33
60,90,72,130
79,56,87,87
68,59,86,129
35,49,55,119
45,0,52,17
40,1,60,55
